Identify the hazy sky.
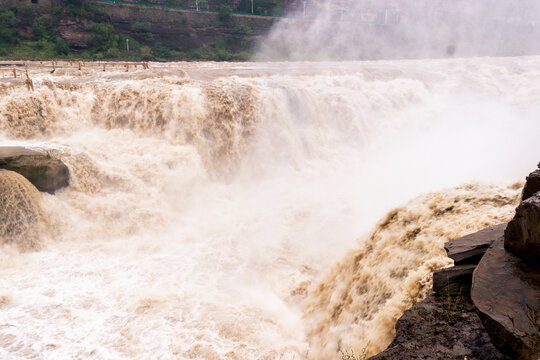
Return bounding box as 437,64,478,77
257,0,540,60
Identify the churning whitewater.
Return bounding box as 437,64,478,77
0,58,540,359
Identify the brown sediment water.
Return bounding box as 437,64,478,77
0,58,539,359
0,170,49,251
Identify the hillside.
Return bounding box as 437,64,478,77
0,0,279,61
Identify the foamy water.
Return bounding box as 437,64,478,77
0,57,539,359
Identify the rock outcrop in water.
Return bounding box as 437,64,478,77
0,147,69,194
472,164,540,360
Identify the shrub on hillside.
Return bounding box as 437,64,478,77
90,23,119,52
54,37,70,55
219,5,232,21
0,10,19,44
139,46,152,60
32,18,47,40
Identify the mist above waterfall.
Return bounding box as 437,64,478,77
257,0,540,60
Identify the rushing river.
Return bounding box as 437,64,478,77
0,58,539,359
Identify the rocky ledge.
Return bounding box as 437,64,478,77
0,146,69,194
370,163,540,360
472,236,540,359
471,163,540,360
367,293,509,360
432,223,507,298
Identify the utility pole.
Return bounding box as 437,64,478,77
303,0,307,17
126,38,129,52
251,0,254,14
196,0,199,11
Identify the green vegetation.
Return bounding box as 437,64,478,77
0,0,258,61
0,9,20,45
218,5,232,22
52,1,108,22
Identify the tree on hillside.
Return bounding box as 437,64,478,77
0,10,19,44
219,5,232,21
90,23,119,52
32,18,47,40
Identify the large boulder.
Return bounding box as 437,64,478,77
504,194,540,272
444,223,507,265
522,163,540,201
0,146,69,194
471,236,540,360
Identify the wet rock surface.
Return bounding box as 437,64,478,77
472,236,540,360
0,146,69,194
367,293,509,360
469,164,540,360
504,194,540,271
521,164,540,201
444,223,507,265
433,264,476,297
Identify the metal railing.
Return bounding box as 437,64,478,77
95,0,310,19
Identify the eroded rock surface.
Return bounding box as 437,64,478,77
522,163,540,201
433,264,477,297
0,146,69,194
505,194,540,271
472,236,540,360
366,293,509,360
444,223,507,265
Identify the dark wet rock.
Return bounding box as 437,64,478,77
471,236,540,360
433,264,477,298
504,194,540,271
522,163,540,201
367,293,509,360
0,146,69,194
444,223,507,265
